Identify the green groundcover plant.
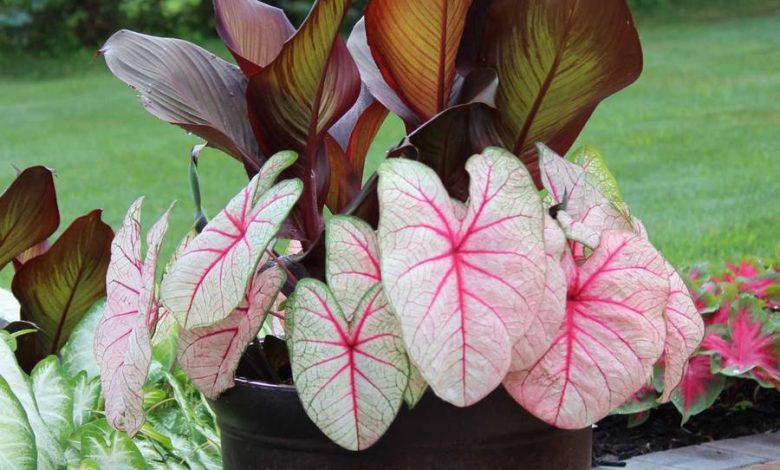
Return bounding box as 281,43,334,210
615,257,780,426
90,0,709,454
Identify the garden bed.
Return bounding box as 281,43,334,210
593,382,780,466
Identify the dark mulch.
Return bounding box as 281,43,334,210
592,383,780,467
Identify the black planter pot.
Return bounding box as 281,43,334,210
210,377,592,470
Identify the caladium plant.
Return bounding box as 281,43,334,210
93,0,705,452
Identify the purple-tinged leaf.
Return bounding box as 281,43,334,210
0,166,59,270
178,266,285,399
101,30,261,171
347,19,418,127
481,0,642,159
12,211,113,355
658,263,705,402
94,199,172,436
160,152,302,329
364,0,473,123
377,148,546,406
506,230,669,429
288,281,409,451
214,0,295,76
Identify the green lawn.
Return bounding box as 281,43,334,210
1,12,779,288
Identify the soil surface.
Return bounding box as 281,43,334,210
592,383,780,467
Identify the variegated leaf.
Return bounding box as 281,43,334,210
178,266,285,399
95,199,171,436
31,356,73,446
0,374,37,470
505,230,669,429
161,152,301,328
288,281,409,451
377,147,546,406
71,371,101,429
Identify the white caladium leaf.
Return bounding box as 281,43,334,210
178,265,285,399
95,199,172,436
80,430,147,470
0,375,37,469
377,148,546,406
658,262,704,402
71,372,101,429
508,214,568,372
62,300,104,379
161,152,302,328
404,364,428,408
31,356,73,446
540,144,636,245
506,230,669,429
0,287,21,323
288,281,409,451
0,332,63,469
326,216,381,318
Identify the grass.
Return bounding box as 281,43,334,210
1,10,779,288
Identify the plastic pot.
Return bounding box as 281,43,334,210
210,377,592,469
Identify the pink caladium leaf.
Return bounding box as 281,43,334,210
702,298,780,385
505,230,669,429
94,198,172,436
658,262,705,402
178,265,286,399
671,354,725,424
377,147,546,407
506,214,567,373
540,144,636,247
287,216,410,450
160,152,302,329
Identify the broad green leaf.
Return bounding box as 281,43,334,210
101,30,261,171
288,281,409,451
377,148,546,406
95,200,172,436
214,0,294,76
12,210,113,355
31,356,73,445
178,266,285,399
61,300,104,379
0,375,37,470
482,0,642,158
71,372,101,429
80,430,148,470
161,154,301,329
364,0,472,122
0,334,63,469
0,166,59,270
505,230,669,429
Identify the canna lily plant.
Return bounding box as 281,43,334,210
94,0,704,452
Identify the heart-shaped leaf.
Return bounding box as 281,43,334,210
160,153,301,328
0,374,37,469
506,214,567,373
658,263,705,402
288,280,409,451
0,166,59,270
61,300,104,379
94,199,171,436
178,265,285,399
540,144,635,246
670,354,725,424
377,148,546,406
12,210,113,355
31,356,73,446
71,371,101,429
0,331,63,469
214,0,294,76
101,30,261,171
364,0,472,122
481,0,642,158
79,429,147,470
506,230,669,429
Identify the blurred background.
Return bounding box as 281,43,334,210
0,0,778,287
